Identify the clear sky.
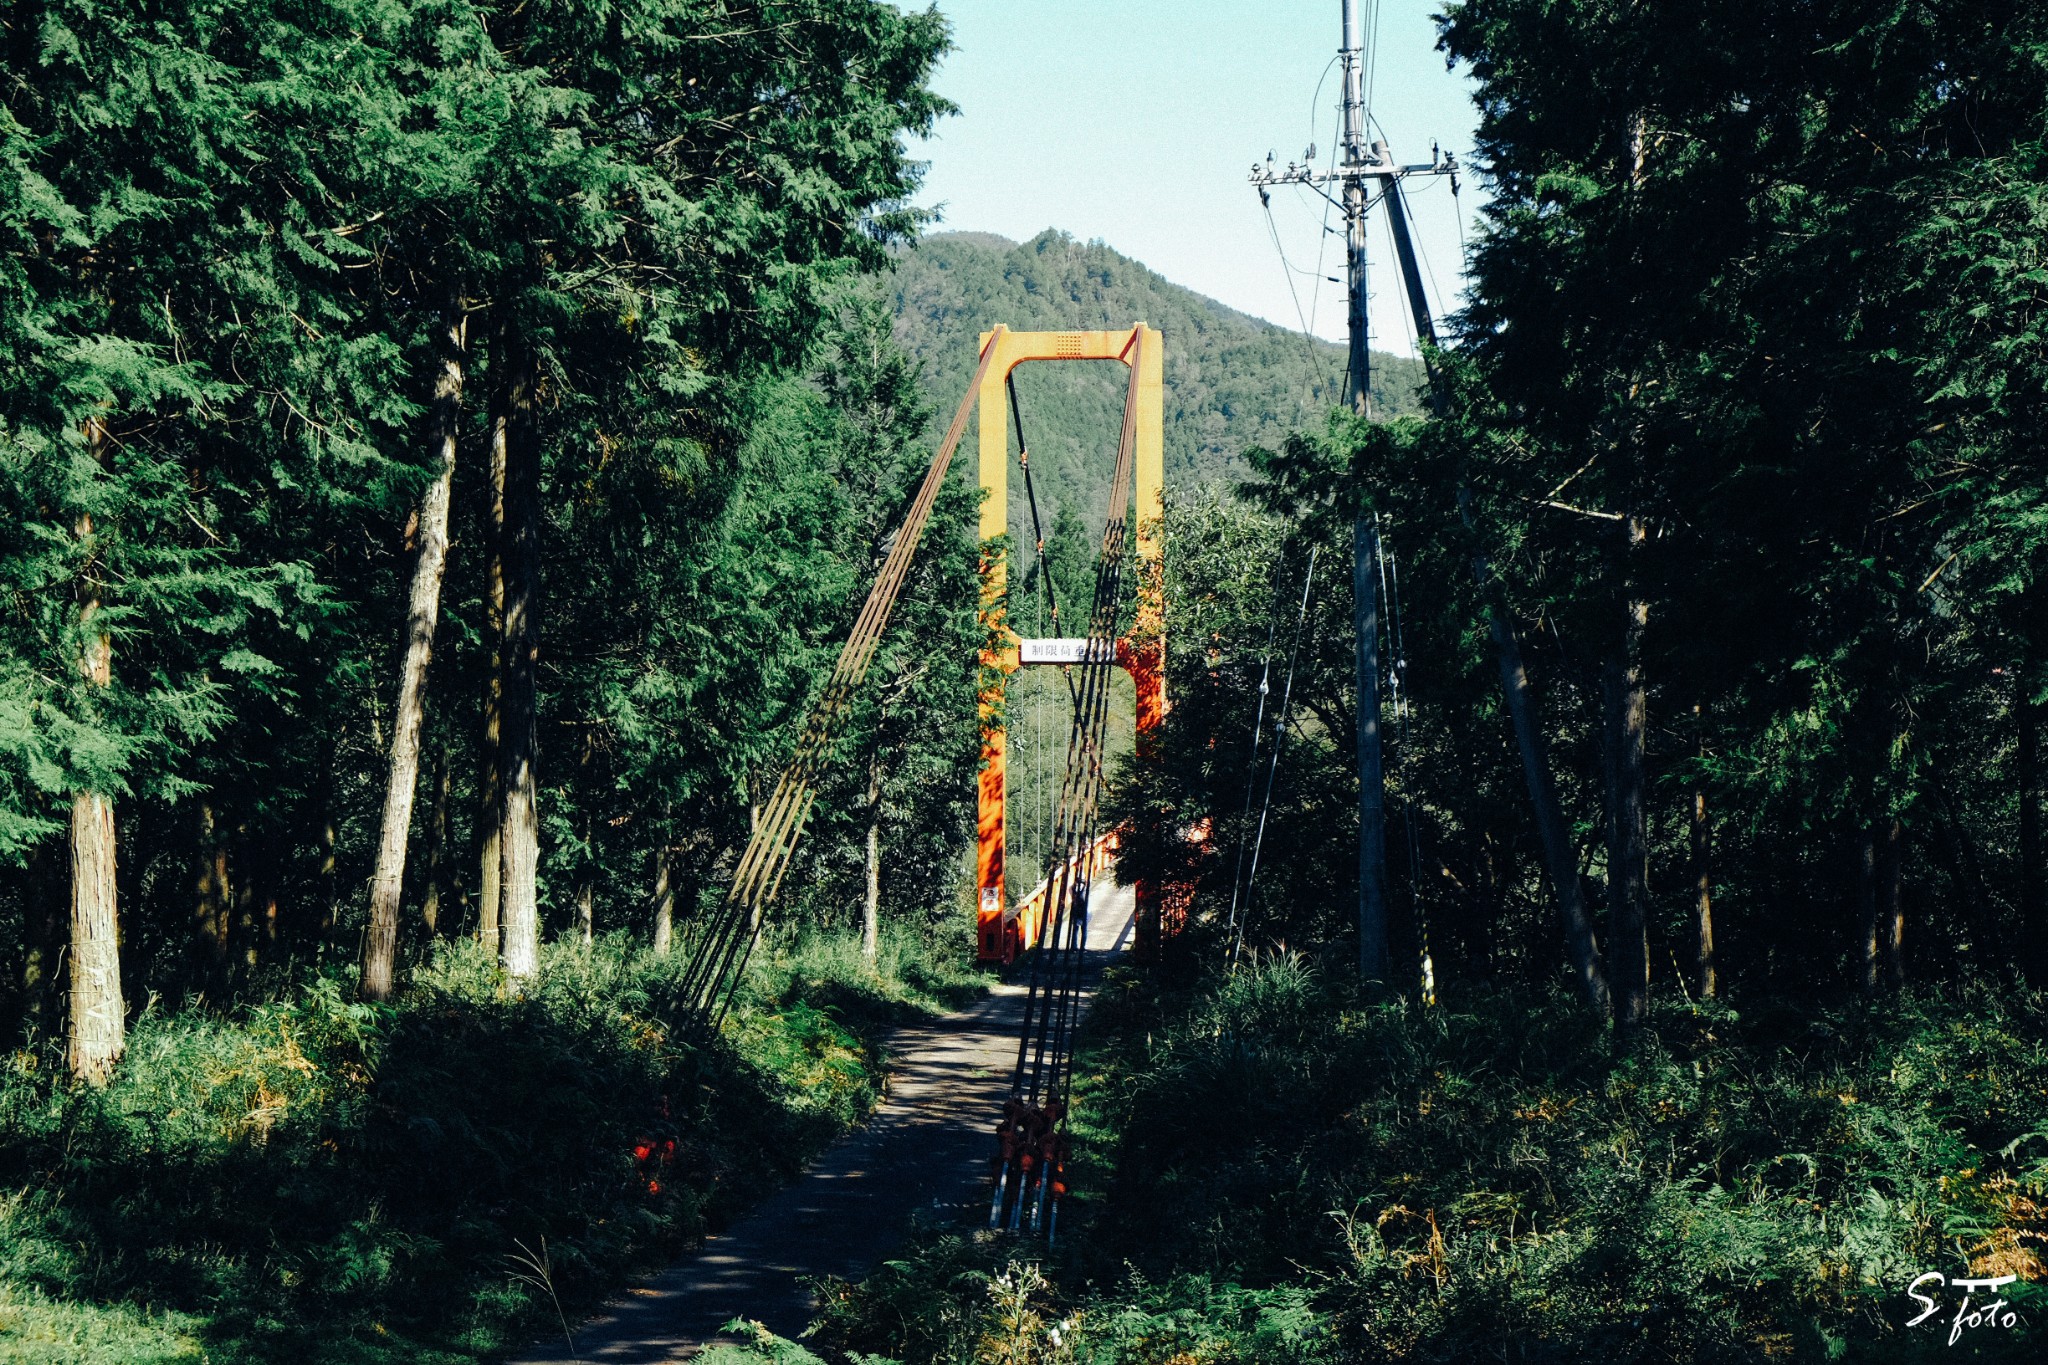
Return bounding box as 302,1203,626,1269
906,0,1486,358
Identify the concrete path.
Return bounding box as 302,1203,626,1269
505,881,1134,1364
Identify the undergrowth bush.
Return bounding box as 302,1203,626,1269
0,921,981,1364
814,955,2048,1363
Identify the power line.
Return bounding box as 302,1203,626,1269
1260,196,1336,421
1221,566,1286,962
1229,544,1321,969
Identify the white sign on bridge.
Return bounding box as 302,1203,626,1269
1018,637,1114,666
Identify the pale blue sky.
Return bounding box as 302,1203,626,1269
907,0,1485,358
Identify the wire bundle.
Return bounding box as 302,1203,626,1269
987,331,1146,1241
675,331,1005,1028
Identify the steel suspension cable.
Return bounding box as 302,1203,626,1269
990,330,1145,1236
1009,354,1138,1105
677,330,1007,1027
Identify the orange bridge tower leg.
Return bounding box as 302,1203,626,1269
975,326,1165,963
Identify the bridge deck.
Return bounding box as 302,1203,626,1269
505,880,1135,1363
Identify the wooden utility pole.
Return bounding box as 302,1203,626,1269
1254,3,1619,1019
1340,0,1390,992
1250,2,1456,992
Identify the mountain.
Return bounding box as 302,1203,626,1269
884,230,1426,889
885,230,1426,539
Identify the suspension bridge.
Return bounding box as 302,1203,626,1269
507,323,1175,1358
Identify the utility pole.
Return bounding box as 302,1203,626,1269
1340,0,1372,422
1251,2,1456,995
1339,0,1389,994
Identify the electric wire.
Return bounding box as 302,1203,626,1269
1369,111,1466,341
1307,54,1339,146
1261,196,1337,419
1228,543,1321,968
1410,190,1449,329
1304,106,1342,345
1376,521,1435,1005
1219,578,1285,961
1379,209,1421,364
1452,174,1470,271
1364,0,1383,123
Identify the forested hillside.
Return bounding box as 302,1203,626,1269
887,229,1425,538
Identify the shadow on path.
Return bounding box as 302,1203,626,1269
504,881,1135,1363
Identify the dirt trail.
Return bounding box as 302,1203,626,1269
505,881,1135,1363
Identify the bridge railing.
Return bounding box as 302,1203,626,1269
978,830,1120,965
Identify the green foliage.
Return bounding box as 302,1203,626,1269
0,1283,205,1364
809,1233,1333,1365
0,0,964,1013
1099,0,2048,1004
0,921,977,1364
818,961,2048,1362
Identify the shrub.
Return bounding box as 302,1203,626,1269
0,922,980,1364
817,958,2048,1362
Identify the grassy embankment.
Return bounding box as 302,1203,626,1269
756,952,2048,1364
0,926,981,1365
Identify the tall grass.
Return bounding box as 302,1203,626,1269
0,920,982,1364
810,958,2048,1363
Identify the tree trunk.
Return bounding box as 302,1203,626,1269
863,756,883,963
1691,787,1716,998
478,734,502,953
1355,516,1391,993
195,800,231,988
68,419,124,1085
421,744,450,935
232,824,262,981
1881,816,1905,987
650,848,674,956
497,337,542,982
2020,689,2043,986
1605,551,1650,1032
69,781,122,1084
308,731,341,952
1858,823,1882,994
572,738,596,947
362,299,465,1001
478,330,509,957
1459,491,1609,1016
20,841,64,1032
